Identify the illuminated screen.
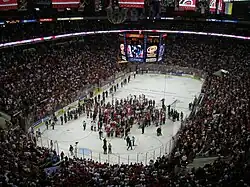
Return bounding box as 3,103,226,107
127,45,144,58
146,36,160,62
118,32,167,63
119,34,126,61
158,44,165,62
126,33,145,62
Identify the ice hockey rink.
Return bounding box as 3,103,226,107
39,73,203,164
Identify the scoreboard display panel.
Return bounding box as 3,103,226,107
119,32,167,63
119,34,126,61
146,36,159,62
157,34,167,62
126,33,145,62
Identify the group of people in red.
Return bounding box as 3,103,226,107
87,94,169,139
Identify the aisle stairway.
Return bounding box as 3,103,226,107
186,156,218,170
0,111,12,129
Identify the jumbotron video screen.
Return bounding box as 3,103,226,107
119,32,167,63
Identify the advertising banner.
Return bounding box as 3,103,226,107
146,36,159,63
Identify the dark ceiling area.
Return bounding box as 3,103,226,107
0,0,249,21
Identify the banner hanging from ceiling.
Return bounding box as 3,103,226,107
210,0,224,13
52,0,80,8
178,0,196,11
0,0,18,10
118,0,144,8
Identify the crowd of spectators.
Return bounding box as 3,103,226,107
0,33,250,186
0,34,121,120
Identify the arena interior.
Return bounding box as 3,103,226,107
0,1,250,187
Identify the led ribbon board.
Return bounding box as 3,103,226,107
0,30,250,49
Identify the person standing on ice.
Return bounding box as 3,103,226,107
50,140,53,150
69,145,74,156
91,120,94,131
103,144,107,154
60,115,63,125
51,121,55,130
103,138,107,147
99,130,103,140
126,136,130,146
127,139,133,150
132,136,135,146
60,151,64,160
180,111,184,121
83,120,86,130
45,121,49,130
108,143,112,154
141,123,145,134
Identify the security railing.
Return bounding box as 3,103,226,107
38,135,177,165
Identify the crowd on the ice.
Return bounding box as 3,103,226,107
43,90,183,154
90,94,168,138
0,33,250,187
43,82,184,154
91,92,183,153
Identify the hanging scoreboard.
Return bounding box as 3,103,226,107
119,32,167,63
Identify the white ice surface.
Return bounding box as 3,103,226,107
39,74,203,164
